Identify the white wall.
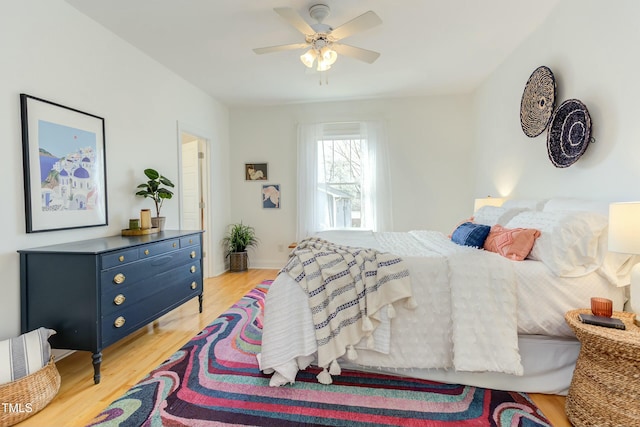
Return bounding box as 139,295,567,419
0,1,230,339
230,95,475,268
473,0,640,202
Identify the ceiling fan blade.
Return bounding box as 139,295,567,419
253,43,309,55
333,43,380,64
330,11,382,40
274,7,316,35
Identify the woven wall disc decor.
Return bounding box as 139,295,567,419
546,99,592,168
520,66,556,137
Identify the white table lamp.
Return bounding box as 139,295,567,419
608,202,640,314
474,196,506,212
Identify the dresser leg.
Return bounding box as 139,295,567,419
92,352,102,384
198,294,203,313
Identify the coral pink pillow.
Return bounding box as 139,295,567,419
483,225,541,261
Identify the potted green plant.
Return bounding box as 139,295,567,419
222,222,259,272
135,168,175,231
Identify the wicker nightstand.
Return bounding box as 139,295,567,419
564,309,640,427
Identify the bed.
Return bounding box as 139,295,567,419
257,198,635,395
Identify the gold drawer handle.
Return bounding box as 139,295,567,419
190,251,196,258
114,316,126,328
173,243,177,248
191,281,197,290
190,265,197,273
144,249,150,255
119,255,125,262
114,294,126,305
189,239,193,244
113,273,126,284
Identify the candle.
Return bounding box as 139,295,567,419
129,218,140,230
140,209,152,229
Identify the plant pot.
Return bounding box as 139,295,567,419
151,216,166,231
229,251,248,272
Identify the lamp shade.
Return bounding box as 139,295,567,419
320,47,337,65
608,202,640,254
474,197,505,212
300,49,317,68
316,59,331,72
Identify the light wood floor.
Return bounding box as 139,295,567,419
17,269,571,427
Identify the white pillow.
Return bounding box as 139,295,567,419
473,206,503,226
0,328,56,385
506,210,608,277
473,206,526,226
501,199,547,211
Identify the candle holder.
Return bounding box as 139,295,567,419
140,209,152,230
590,297,613,317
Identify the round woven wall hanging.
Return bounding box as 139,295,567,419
546,99,592,168
520,66,556,137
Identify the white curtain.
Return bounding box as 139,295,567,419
296,120,393,240
296,122,324,240
361,120,393,232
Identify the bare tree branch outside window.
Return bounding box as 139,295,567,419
318,138,363,227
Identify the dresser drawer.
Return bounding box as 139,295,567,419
100,247,201,293
180,234,200,248
101,278,201,346
137,238,180,259
101,263,202,316
101,248,139,270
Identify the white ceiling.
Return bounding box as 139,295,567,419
64,0,560,107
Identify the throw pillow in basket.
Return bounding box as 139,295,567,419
0,327,56,385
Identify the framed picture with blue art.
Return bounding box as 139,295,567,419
262,184,280,209
20,94,108,233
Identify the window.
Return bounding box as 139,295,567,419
318,137,363,228
297,121,392,239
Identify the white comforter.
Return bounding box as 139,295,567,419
259,230,524,385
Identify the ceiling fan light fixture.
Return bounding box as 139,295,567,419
300,49,317,68
320,46,337,65
316,59,331,72
254,5,382,83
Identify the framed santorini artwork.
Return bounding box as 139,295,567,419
20,94,108,233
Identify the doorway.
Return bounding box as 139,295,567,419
179,129,210,278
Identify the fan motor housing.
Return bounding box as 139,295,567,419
309,4,330,22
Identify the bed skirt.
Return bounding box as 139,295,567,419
339,334,580,396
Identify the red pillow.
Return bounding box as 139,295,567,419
483,224,540,261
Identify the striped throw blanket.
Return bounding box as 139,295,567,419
281,237,413,382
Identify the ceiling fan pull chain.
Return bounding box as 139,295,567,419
317,70,329,86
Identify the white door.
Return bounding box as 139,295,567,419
181,139,201,230
180,130,210,278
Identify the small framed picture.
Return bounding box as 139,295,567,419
262,184,280,209
245,163,268,181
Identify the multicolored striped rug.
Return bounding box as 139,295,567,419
87,281,551,427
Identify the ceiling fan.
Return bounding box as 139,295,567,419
252,4,382,72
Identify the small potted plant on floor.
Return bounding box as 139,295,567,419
135,168,175,231
222,222,259,272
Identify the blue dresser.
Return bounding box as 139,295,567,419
19,230,204,384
